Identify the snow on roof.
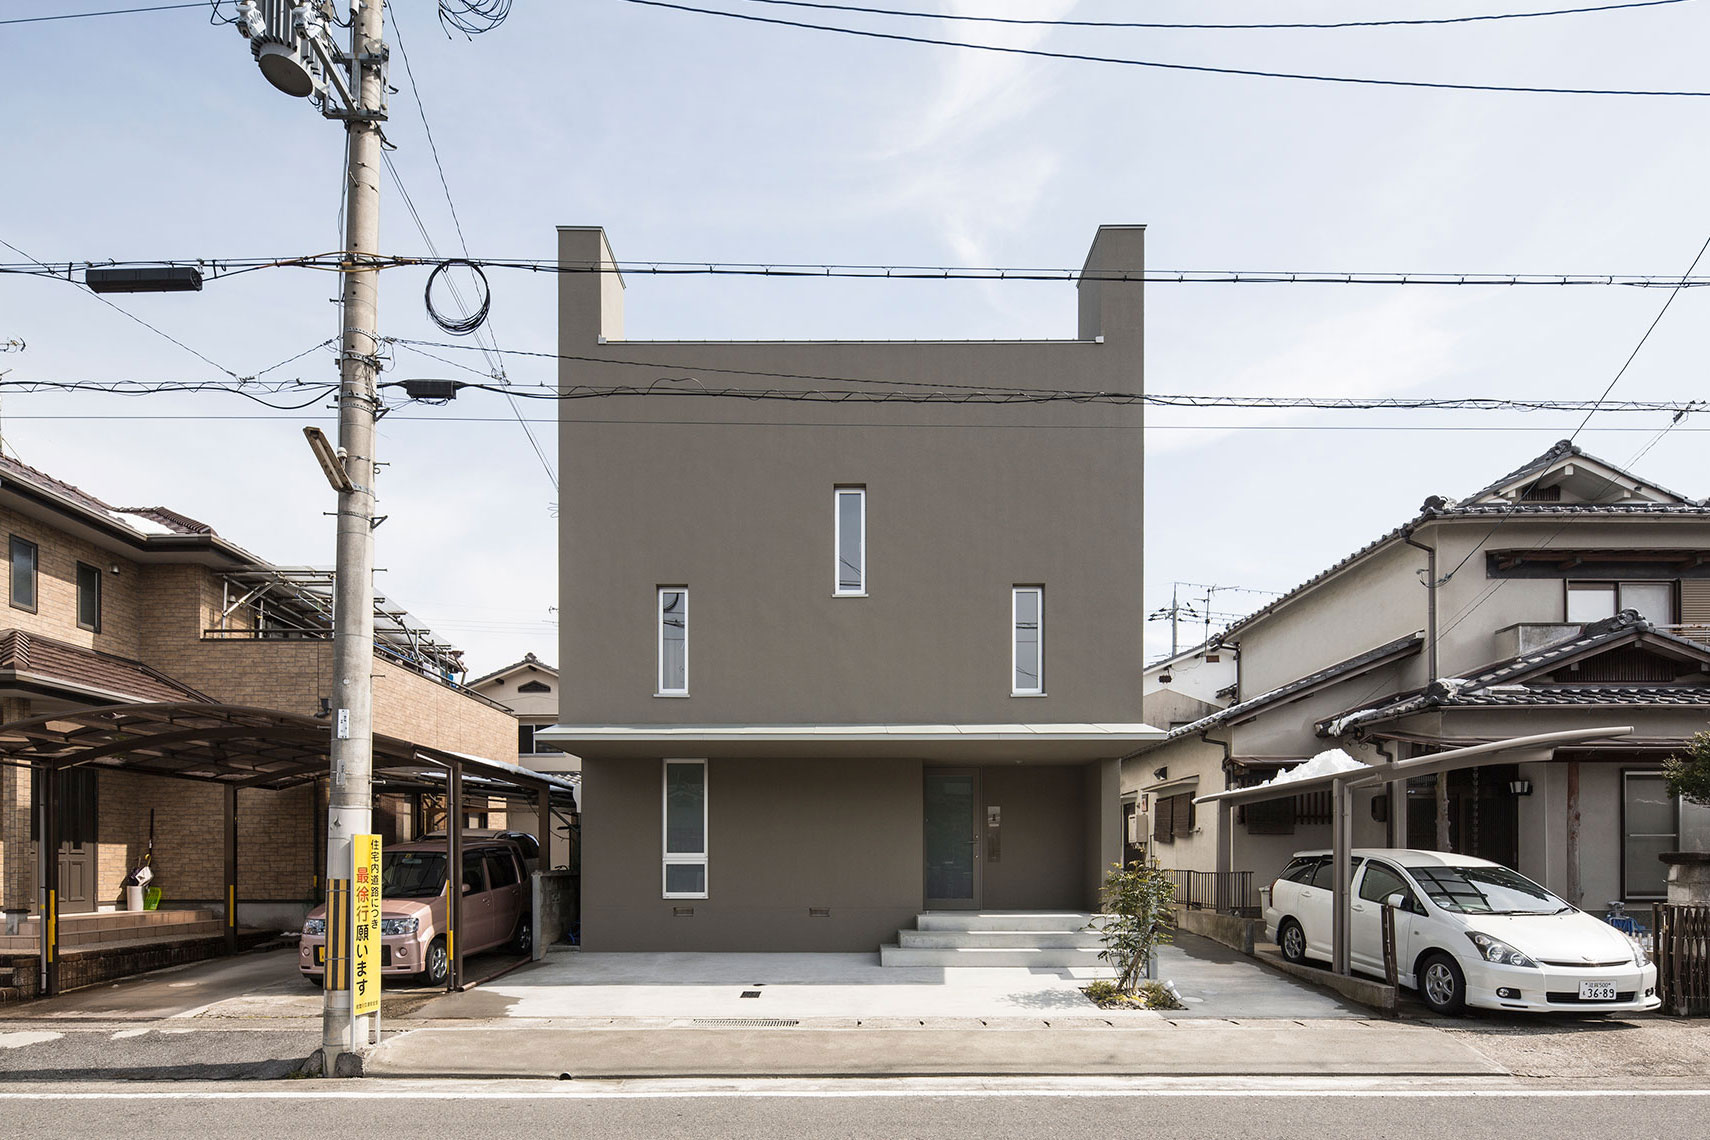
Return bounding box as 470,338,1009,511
1248,748,1367,789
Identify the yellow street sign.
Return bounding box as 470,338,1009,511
352,834,382,1017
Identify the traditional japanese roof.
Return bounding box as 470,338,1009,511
1146,632,1424,748
467,652,557,689
1216,442,1710,645
1317,610,1710,734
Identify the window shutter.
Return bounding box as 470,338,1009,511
1153,795,1173,844
1681,579,1710,631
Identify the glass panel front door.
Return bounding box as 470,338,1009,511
924,769,979,909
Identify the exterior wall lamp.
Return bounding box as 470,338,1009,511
1508,778,1534,796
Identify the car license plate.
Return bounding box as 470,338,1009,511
313,946,326,966
1579,980,1616,1001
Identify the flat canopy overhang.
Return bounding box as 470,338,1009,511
540,722,1164,762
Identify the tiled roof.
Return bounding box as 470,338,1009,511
1317,610,1710,733
0,629,211,704
0,454,216,538
1151,632,1423,746
467,652,556,688
1460,438,1698,507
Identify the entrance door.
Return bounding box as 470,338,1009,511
32,768,99,914
924,769,980,909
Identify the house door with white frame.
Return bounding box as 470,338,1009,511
924,768,980,910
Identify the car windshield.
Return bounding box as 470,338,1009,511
1408,864,1569,915
382,851,447,899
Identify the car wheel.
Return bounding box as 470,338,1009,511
510,915,534,956
421,936,450,987
1278,918,1308,965
305,974,324,989
1419,952,1466,1015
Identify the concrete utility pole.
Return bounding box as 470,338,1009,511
322,0,385,1070
231,0,388,1073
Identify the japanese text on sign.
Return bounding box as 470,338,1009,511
352,834,382,1016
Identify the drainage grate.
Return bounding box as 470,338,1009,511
692,1018,800,1027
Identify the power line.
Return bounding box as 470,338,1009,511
0,2,213,26
0,235,241,379
731,0,1695,31
11,254,1710,288
623,0,1710,97
384,1,558,491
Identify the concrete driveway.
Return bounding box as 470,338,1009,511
401,931,1361,1022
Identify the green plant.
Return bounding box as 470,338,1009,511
1089,858,1176,995
1664,732,1710,807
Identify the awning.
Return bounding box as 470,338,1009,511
540,721,1164,762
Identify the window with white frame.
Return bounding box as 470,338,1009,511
835,487,866,595
1012,586,1044,695
657,588,688,695
663,759,708,898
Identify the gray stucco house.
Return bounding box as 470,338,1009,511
544,225,1158,952
1129,440,1710,919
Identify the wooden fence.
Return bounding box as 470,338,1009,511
1656,904,1710,1017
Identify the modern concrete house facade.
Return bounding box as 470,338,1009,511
1128,441,1710,918
545,225,1158,952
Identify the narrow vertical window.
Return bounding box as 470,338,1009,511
834,487,866,595
76,562,102,633
1622,770,1677,899
658,588,688,695
1012,586,1044,695
663,759,708,898
8,536,36,613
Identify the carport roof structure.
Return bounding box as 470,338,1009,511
0,702,574,796
1,701,576,998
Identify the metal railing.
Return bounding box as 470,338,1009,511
1657,904,1710,1017
1166,869,1258,916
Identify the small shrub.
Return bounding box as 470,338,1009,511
1089,858,1176,994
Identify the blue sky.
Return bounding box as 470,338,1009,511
3,1,1709,672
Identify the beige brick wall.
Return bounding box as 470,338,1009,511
0,696,32,910
0,505,143,658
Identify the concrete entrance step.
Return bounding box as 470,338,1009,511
879,944,1106,967
916,912,1098,932
0,909,220,952
898,929,1103,950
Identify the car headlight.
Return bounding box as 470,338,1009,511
380,917,418,937
1625,932,1651,968
1466,931,1538,968
303,917,326,937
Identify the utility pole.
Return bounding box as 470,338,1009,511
232,0,388,1074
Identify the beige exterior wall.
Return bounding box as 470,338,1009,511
1,505,145,659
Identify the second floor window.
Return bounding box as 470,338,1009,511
1012,586,1044,695
835,487,865,595
9,536,36,613
76,562,102,632
658,588,688,695
1567,580,1675,626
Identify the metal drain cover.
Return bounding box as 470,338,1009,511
692,1018,800,1028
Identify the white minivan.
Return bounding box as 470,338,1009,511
1264,848,1659,1015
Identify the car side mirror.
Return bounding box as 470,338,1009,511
1385,893,1407,910
462,882,476,895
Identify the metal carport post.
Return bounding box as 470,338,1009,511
1193,725,1634,978
37,760,59,998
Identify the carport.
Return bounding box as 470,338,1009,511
1192,725,1632,978
0,701,577,997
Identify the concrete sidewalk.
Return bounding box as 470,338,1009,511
363,1019,1504,1079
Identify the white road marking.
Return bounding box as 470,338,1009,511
0,1086,1707,1101
109,1029,149,1040
0,1032,61,1049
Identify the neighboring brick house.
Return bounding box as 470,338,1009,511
1126,441,1710,918
468,653,579,869
0,456,518,927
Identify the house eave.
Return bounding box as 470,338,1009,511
539,722,1164,762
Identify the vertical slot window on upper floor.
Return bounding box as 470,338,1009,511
1566,580,1675,627
76,562,101,633
658,587,688,695
8,536,36,613
1012,586,1044,696
835,487,866,596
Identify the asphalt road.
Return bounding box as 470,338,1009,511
0,1081,1706,1139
